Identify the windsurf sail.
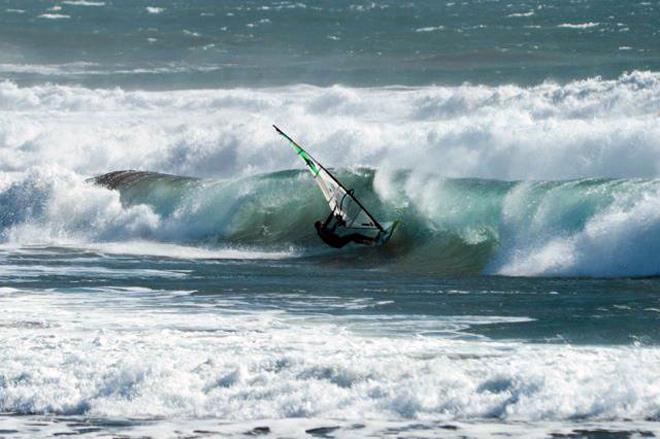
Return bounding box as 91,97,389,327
273,125,385,235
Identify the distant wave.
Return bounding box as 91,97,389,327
507,11,534,18
0,62,224,76
62,0,105,6
38,13,71,19
415,26,444,32
558,22,599,29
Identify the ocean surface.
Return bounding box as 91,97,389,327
1,0,660,438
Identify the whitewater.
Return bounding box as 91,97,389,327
2,0,660,435
2,73,660,277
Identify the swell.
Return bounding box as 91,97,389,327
79,169,660,278
90,169,387,248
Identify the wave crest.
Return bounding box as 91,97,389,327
1,71,659,180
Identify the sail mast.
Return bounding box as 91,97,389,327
273,125,384,232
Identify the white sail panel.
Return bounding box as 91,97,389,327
274,125,384,236
314,167,379,231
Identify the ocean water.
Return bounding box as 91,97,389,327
1,0,660,438
1,0,659,87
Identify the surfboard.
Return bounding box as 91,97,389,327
274,125,398,245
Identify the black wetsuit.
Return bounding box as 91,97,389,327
315,212,376,249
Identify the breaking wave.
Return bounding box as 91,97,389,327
3,168,660,277
1,71,660,276
1,71,659,180
2,282,659,426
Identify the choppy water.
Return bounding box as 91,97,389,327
1,0,660,437
1,246,660,438
1,0,659,87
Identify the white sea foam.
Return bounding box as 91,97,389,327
507,11,534,17
415,25,445,32
82,241,296,260
0,287,21,295
146,6,164,14
0,62,224,76
0,287,659,425
0,167,161,244
558,22,600,29
62,0,105,6
183,29,201,37
38,13,71,19
494,185,660,277
0,62,99,75
0,263,189,279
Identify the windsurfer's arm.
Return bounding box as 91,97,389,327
324,211,334,226
323,211,338,231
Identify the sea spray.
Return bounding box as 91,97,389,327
1,71,659,179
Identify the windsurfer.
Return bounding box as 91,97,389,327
314,210,377,248
274,125,397,248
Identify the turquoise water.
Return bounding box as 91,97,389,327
87,170,660,278
1,1,660,437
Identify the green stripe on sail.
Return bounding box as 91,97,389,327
274,125,321,176
295,147,320,176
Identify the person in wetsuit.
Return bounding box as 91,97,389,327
314,210,377,248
